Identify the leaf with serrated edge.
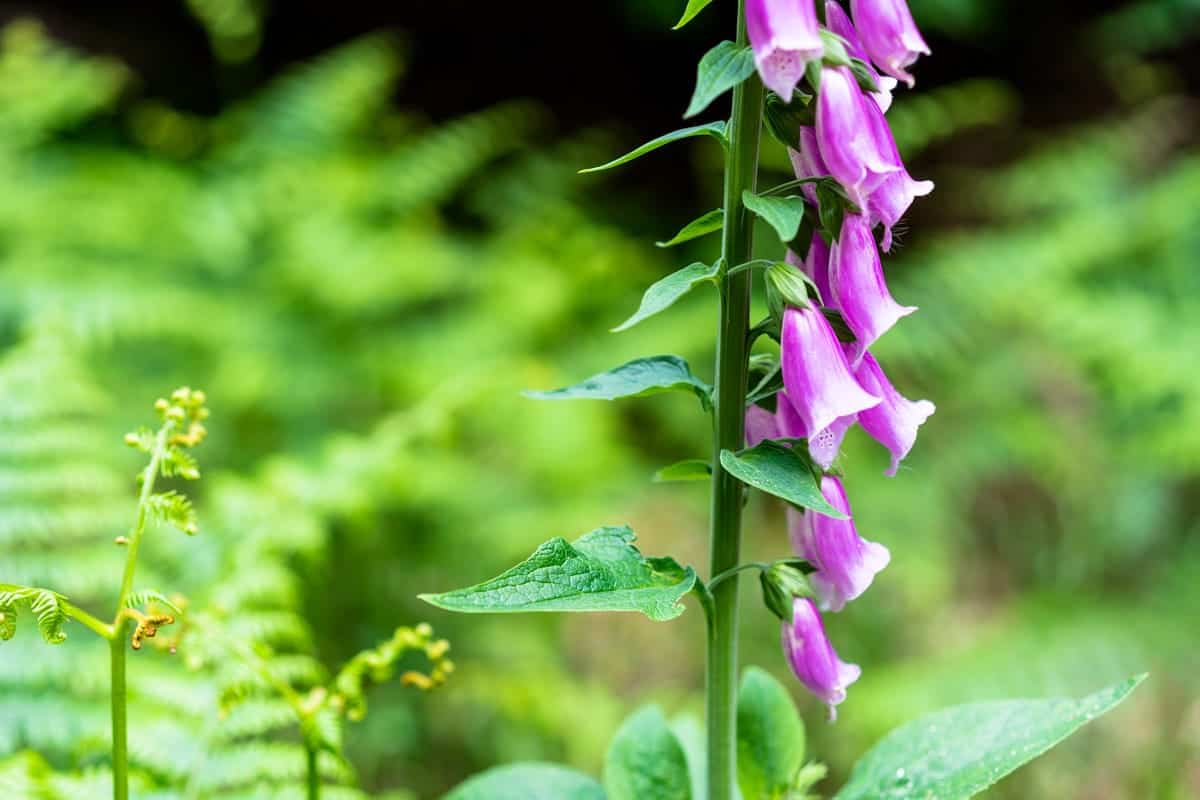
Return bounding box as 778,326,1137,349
420,526,697,621
720,441,845,518
524,355,712,410
738,667,806,800
605,706,693,800
686,41,758,118
674,0,714,29
580,122,726,174
657,209,724,248
743,192,807,243
444,763,606,800
834,675,1147,800
654,460,713,483
614,262,720,332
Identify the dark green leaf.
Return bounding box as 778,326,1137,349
443,763,605,800
719,441,844,518
743,192,807,244
614,262,720,332
673,0,714,29
605,706,693,800
580,122,726,174
653,459,712,483
524,355,712,410
738,667,807,800
685,42,757,119
420,526,697,621
763,91,815,149
816,181,848,239
657,209,724,248
834,675,1147,800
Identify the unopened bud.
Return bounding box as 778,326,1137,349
115,536,129,546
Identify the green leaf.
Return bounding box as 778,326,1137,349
613,262,720,332
605,706,693,800
834,675,1147,800
524,355,712,411
443,763,605,800
146,489,198,535
738,667,807,800
420,526,697,621
719,441,845,518
657,209,724,248
654,459,712,483
673,0,714,29
124,589,182,616
0,584,70,644
671,714,708,800
743,192,807,244
580,122,726,174
686,42,757,118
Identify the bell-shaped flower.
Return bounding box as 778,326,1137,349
829,213,915,360
823,0,897,111
815,66,899,207
854,352,935,475
747,0,825,101
861,97,933,250
850,0,930,88
777,388,854,470
788,127,828,206
781,303,881,437
781,597,861,718
788,476,890,611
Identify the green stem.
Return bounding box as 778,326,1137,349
708,562,769,590
63,601,114,640
110,634,128,800
306,744,320,800
707,2,764,799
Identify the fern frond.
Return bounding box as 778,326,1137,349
0,583,70,643
144,491,198,536
124,589,182,616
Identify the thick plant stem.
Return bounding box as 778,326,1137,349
307,745,320,800
706,3,764,799
110,634,128,800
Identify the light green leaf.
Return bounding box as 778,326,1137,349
720,441,844,518
613,262,720,332
443,763,605,800
654,459,712,483
657,209,724,248
674,0,714,29
605,706,693,800
834,675,1147,800
420,526,697,621
0,583,70,644
686,42,758,118
524,355,712,410
737,667,806,800
671,714,707,800
580,122,726,174
743,192,807,243
124,589,182,616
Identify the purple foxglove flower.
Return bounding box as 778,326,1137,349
829,213,915,360
788,476,890,611
745,402,781,449
850,0,930,88
815,66,899,207
781,597,861,718
777,388,853,470
747,0,825,101
788,127,828,206
781,304,881,437
861,98,933,251
854,352,935,475
823,0,897,111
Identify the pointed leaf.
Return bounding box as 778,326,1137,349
614,262,720,332
443,763,605,800
743,192,808,243
421,526,697,621
738,667,806,800
605,706,693,800
580,122,726,174
524,355,712,410
657,209,724,248
654,459,712,483
719,441,845,518
674,0,714,29
686,42,758,118
834,675,1147,800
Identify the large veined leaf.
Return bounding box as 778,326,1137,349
579,122,726,174
605,706,692,800
524,355,712,410
834,675,1146,800
720,441,844,518
443,763,605,800
420,526,697,621
737,667,806,800
613,262,720,332
686,42,757,118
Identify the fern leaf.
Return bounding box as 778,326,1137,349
0,584,70,644
144,490,198,535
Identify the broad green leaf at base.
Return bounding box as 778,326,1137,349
737,667,806,800
443,763,605,800
605,706,692,800
420,526,697,621
834,675,1147,800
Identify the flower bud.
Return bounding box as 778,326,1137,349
781,597,860,718
824,1,897,111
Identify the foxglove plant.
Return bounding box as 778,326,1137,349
427,2,1145,799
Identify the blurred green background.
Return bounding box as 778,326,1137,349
0,0,1197,797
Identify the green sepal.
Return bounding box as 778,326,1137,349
849,57,881,94
653,459,713,483
759,561,816,622
580,122,727,174
686,41,758,119
765,261,820,323
819,29,853,68
613,261,720,332
720,441,845,518
524,355,713,411
657,209,724,248
673,0,714,29
743,192,807,244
